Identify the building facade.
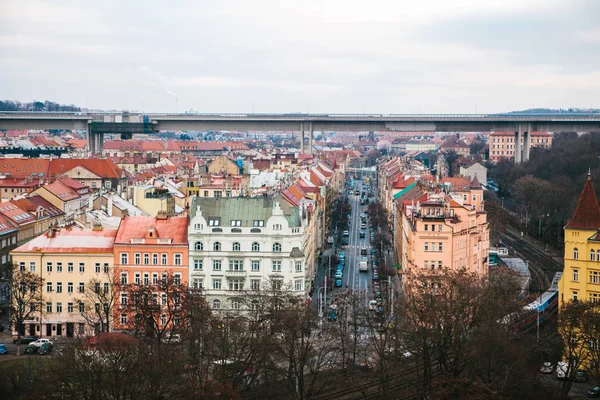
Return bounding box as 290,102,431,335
489,131,552,162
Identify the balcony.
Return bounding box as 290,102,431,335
225,269,246,276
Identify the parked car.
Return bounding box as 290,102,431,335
586,386,600,398
361,247,367,255
359,232,365,238
0,343,7,355
368,300,377,311
335,279,342,287
38,342,53,355
574,371,588,382
24,345,37,354
162,333,182,343
13,335,38,345
30,338,53,348
540,362,554,374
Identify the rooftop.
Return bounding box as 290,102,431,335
565,174,600,230
115,216,188,244
12,228,118,253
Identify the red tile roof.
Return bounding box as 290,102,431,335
67,139,88,149
0,214,17,235
40,181,80,202
441,177,471,192
115,216,188,244
0,158,51,178
49,158,121,179
13,196,65,218
566,175,600,230
0,201,35,225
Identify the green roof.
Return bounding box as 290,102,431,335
191,195,301,227
393,182,417,200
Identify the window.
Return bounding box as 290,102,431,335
56,302,63,313
68,262,73,272
213,279,221,290
95,263,101,273
592,250,596,261
103,283,109,294
161,314,167,326
79,282,85,293
121,292,128,305
214,191,222,198
230,220,241,227
251,279,260,290
295,261,302,272
438,242,443,252
591,271,600,285
424,224,428,231
208,218,220,226
121,253,128,264
230,279,243,291
272,279,282,291
193,278,203,289
135,273,141,285
272,261,282,272
213,299,221,309
162,253,167,265
252,242,260,251
161,293,167,305
431,225,435,232
251,300,259,310
194,241,203,251
134,253,141,264
194,259,203,270
56,282,62,293
46,282,53,292
144,253,149,265
152,273,158,284
143,273,149,285
30,262,36,272
273,224,282,231
573,269,579,282
213,260,222,270
174,254,182,265
120,314,127,324
424,242,429,252
19,262,25,272
438,261,443,269
229,259,243,271
46,262,52,272
232,242,241,251
67,302,73,313
424,261,429,270
204,190,209,197
79,263,85,273
295,279,302,291
253,220,264,227
174,273,182,285
573,292,578,301
591,293,600,304
231,298,240,309
439,224,443,231
46,302,52,313
273,243,282,252
67,282,73,293
574,248,579,260
120,273,128,284
251,260,260,271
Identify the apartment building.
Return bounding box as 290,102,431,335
10,227,118,338
489,131,552,162
189,195,308,311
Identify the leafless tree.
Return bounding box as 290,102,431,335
74,268,119,333
9,263,45,355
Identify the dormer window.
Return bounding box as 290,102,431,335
209,218,220,226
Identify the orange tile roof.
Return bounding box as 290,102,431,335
115,216,188,244
441,177,471,192
41,181,80,201
0,201,35,225
67,139,88,149
0,158,51,178
49,158,121,179
12,228,118,253
0,213,17,235
566,175,600,230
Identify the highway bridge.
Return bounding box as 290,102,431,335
1,111,599,159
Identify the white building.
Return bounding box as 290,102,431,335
188,195,309,311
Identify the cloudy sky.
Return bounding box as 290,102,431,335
1,0,599,113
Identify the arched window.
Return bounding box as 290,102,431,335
252,242,260,252
213,242,221,251
251,300,259,311
573,248,578,260
232,242,241,251
194,241,203,251
273,243,282,252
591,249,596,261
212,299,221,309
231,299,240,310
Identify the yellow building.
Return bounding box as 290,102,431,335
11,227,118,338
559,174,600,307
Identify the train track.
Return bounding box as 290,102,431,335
500,231,563,292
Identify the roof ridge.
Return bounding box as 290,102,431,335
566,175,600,230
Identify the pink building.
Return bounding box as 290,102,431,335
489,131,552,163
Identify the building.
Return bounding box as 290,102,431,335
439,136,470,156
31,181,84,220
405,139,437,153
0,177,43,200
131,185,176,217
189,196,308,311
112,215,189,330
459,162,487,187
207,155,242,175
10,227,118,338
559,174,600,307
488,132,552,162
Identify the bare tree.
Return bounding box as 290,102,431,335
9,263,45,355
74,268,119,333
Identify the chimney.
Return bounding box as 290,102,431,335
107,195,113,217
157,210,168,220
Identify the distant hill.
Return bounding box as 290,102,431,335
505,108,599,114
0,100,81,112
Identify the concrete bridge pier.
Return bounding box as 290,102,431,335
514,124,530,163
86,124,104,154
308,122,314,155
299,122,305,153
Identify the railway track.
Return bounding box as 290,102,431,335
500,232,563,292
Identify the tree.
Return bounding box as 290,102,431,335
75,269,119,333
9,264,45,355
441,150,460,177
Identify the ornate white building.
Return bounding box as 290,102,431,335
188,195,310,311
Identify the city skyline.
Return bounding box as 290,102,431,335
1,0,599,113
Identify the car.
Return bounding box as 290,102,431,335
540,362,554,374
335,279,342,287
371,249,378,256
0,343,7,355
361,223,366,229
354,190,359,195
587,386,600,398
30,338,53,348
24,345,37,354
13,335,38,345
373,274,379,281
574,371,588,382
359,200,365,205
162,333,182,343
368,300,377,311
342,238,348,245
359,232,365,238
374,291,382,298
38,342,53,355
343,230,349,237
361,247,367,255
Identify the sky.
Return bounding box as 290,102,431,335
1,0,599,114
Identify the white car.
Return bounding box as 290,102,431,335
368,300,377,311
30,338,53,348
162,333,182,343
540,362,554,374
